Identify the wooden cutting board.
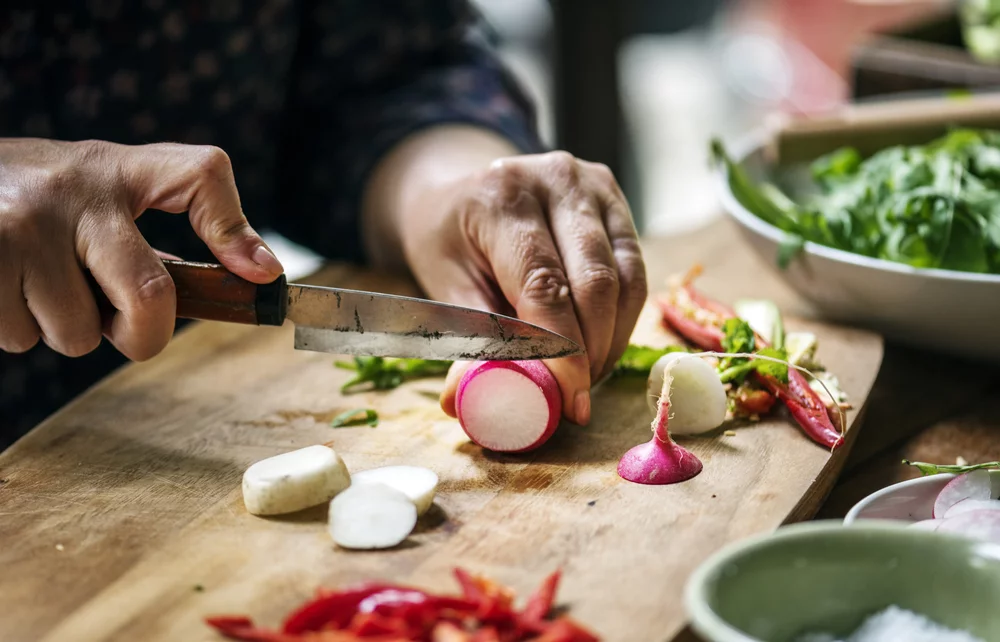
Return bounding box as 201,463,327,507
0,253,883,642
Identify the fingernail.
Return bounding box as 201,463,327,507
574,389,591,426
252,245,282,273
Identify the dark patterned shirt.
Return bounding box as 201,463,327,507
0,0,543,448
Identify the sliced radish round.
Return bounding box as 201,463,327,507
351,465,438,516
328,483,417,550
933,470,992,518
907,519,945,531
943,498,1000,519
937,509,1000,544
456,360,561,453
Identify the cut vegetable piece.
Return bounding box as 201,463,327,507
933,470,992,518
907,519,946,531
456,360,561,453
785,332,819,368
943,498,1000,519
645,353,726,435
242,445,351,516
619,357,703,485
328,483,417,550
733,299,784,349
351,465,439,516
937,509,1000,544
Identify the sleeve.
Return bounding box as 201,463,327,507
271,0,547,265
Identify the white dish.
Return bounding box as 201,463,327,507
716,135,1000,362
844,470,1000,525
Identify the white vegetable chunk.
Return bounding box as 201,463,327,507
351,466,438,516
646,353,727,435
933,470,992,518
242,445,351,516
943,498,1000,519
328,482,417,550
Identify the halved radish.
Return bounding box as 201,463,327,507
645,353,727,435
907,519,945,531
456,360,561,453
943,498,1000,519
933,470,992,518
328,482,417,550
937,509,1000,544
351,465,438,516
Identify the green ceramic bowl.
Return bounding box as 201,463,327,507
684,521,1000,642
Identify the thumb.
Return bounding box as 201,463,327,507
123,143,283,284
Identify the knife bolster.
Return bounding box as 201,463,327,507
255,274,287,326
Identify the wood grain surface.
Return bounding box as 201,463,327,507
0,224,884,642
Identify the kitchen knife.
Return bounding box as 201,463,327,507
159,260,583,361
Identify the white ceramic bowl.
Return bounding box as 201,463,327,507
716,136,1000,363
844,470,1000,525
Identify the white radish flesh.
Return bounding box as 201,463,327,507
328,483,417,550
943,498,1000,519
907,519,946,531
933,470,992,518
937,509,1000,544
645,353,727,435
242,445,351,516
456,360,561,453
351,465,438,516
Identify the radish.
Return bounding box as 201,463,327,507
943,498,1000,519
907,519,945,531
937,509,1000,544
242,445,351,516
351,465,438,516
455,360,561,453
618,357,703,485
328,482,417,550
933,470,992,518
645,353,726,435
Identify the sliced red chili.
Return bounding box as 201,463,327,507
282,585,400,633
520,570,561,623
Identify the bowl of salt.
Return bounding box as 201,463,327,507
684,521,1000,642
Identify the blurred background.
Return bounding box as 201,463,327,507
469,0,958,237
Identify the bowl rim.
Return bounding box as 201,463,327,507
843,469,1000,525
682,520,975,642
716,131,1000,285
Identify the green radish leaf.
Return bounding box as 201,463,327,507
331,408,379,428
614,344,687,376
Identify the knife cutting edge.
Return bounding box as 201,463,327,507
160,260,584,362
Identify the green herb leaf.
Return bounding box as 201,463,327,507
331,408,379,428
336,357,451,393
902,459,1000,476
613,344,687,376
753,347,789,383
721,319,755,355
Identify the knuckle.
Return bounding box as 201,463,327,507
576,264,620,299
191,145,233,179
617,251,648,304
521,263,571,307
483,162,528,204
592,162,620,190
131,272,176,312
546,151,578,184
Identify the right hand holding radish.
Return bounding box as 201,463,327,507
0,138,283,361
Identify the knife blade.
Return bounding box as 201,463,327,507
160,260,583,361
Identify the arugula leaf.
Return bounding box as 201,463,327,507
714,129,1000,275
613,344,687,376
336,357,451,393
754,347,789,383
331,408,379,428
721,319,755,355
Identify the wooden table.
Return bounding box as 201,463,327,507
2,218,998,642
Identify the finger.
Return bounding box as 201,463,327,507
124,143,283,284
547,189,620,381
440,360,474,418
475,179,591,425
584,162,648,380
153,248,183,261
0,255,41,354
79,214,177,362
21,239,103,357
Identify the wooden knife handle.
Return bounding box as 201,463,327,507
163,260,287,326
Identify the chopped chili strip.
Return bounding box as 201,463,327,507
520,570,560,623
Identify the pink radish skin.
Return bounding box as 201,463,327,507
617,358,703,485
908,519,945,531
937,509,1000,544
943,498,1000,519
933,470,992,518
456,360,562,453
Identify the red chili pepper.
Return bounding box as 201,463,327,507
205,616,299,642
733,387,777,416
431,621,472,642
282,585,401,633
658,280,842,450
471,626,502,642
530,618,600,642
520,570,561,623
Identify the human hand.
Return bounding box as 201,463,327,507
0,138,282,361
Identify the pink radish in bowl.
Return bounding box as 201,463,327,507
937,509,1000,544
618,355,703,485
933,470,992,518
943,498,1000,519
907,519,946,531
456,360,562,453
